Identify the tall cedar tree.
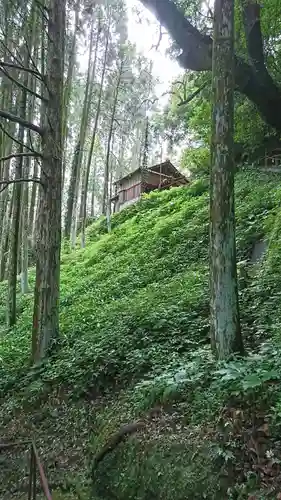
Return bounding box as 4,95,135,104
209,0,244,358
32,0,65,358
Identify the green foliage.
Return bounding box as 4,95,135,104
2,171,281,499
181,146,210,177
214,342,281,396
92,435,224,500
132,347,215,411
166,0,281,166
0,171,280,406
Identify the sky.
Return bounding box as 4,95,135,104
126,0,184,102
78,0,183,102
126,0,187,162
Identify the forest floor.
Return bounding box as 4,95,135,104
2,171,281,499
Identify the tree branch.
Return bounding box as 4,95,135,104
242,2,264,71
242,1,280,92
150,24,165,51
34,0,49,12
27,130,41,167
23,38,42,74
140,0,212,71
0,123,36,153
178,81,208,106
0,177,44,194
0,109,44,135
139,0,281,131
0,67,47,102
0,61,43,80
0,152,42,163
0,40,23,68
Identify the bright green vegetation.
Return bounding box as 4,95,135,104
2,170,281,498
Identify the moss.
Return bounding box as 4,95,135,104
92,426,226,500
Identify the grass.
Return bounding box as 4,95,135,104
2,170,281,498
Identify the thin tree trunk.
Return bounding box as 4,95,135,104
117,135,125,178
7,163,23,327
106,163,114,232
0,5,13,228
209,0,243,358
79,21,101,217
142,117,149,169
31,6,45,249
0,96,14,230
80,25,109,247
64,18,96,242
29,161,38,236
62,4,79,190
70,21,101,248
102,61,123,215
90,159,97,219
21,155,29,293
0,192,13,281
6,68,27,325
27,7,39,240
31,191,40,248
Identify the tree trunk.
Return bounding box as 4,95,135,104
33,0,65,358
31,5,46,251
7,164,22,327
6,66,28,325
90,160,97,218
62,4,79,190
29,161,38,237
27,8,40,241
21,155,29,293
64,18,96,242
209,0,243,358
80,26,109,246
142,117,149,169
0,191,13,281
0,6,13,229
102,61,123,215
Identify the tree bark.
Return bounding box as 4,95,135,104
80,23,109,247
102,61,123,215
0,190,13,281
0,65,15,230
62,4,79,190
209,0,244,359
139,0,281,131
7,162,22,326
33,0,65,358
64,18,96,243
79,18,101,221
29,161,38,238
90,159,97,219
21,155,29,293
6,65,28,326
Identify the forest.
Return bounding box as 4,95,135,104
1,0,281,497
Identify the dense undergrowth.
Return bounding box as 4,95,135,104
2,170,281,498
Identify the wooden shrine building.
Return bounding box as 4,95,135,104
111,160,189,213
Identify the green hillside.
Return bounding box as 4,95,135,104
2,170,281,499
